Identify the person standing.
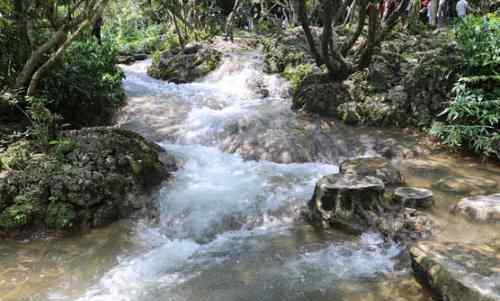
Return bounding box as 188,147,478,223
437,0,447,26
92,15,103,45
456,0,470,18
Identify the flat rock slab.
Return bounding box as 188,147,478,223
394,187,434,209
402,159,452,178
433,176,498,195
451,193,500,223
410,241,500,301
340,157,404,186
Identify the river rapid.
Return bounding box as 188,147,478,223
1,45,499,301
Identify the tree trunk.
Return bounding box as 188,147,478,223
357,3,379,69
342,0,367,55
295,0,323,66
224,0,243,41
27,20,91,96
15,29,68,91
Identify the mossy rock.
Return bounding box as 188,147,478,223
292,73,351,116
148,43,222,83
0,127,177,238
45,201,77,230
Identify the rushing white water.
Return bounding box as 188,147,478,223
45,47,414,301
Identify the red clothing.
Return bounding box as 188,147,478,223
421,0,430,7
379,0,385,17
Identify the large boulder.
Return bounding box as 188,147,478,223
339,157,404,186
0,128,176,238
148,43,222,83
307,173,435,240
410,241,500,301
292,74,351,115
451,193,500,223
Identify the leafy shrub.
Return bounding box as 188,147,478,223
454,14,500,76
40,38,125,127
283,63,317,92
430,14,500,159
430,78,500,157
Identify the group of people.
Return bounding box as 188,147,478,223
378,0,473,27
420,0,473,25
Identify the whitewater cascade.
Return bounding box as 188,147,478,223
46,49,417,301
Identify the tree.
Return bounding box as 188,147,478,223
295,0,410,81
224,0,245,41
11,0,109,97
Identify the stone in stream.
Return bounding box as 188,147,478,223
433,175,498,195
340,157,404,186
148,43,222,83
308,174,386,234
410,241,500,301
307,174,435,240
393,187,434,209
451,193,500,223
401,159,452,178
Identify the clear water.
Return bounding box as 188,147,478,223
1,46,499,301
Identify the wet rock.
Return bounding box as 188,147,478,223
433,176,498,195
393,187,434,209
0,128,177,238
148,43,222,83
373,138,431,159
451,193,500,223
340,157,404,186
245,74,270,98
308,173,436,240
410,241,500,301
133,53,148,61
402,159,452,178
292,74,351,116
117,56,136,65
308,174,385,234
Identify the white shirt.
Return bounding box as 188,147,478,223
456,0,469,17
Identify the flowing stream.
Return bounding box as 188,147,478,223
1,45,499,301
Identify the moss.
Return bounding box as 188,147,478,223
0,195,37,229
283,63,317,93
45,200,76,229
0,141,33,170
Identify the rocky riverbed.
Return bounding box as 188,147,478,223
0,38,498,301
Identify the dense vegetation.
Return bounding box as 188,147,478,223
431,14,500,158
0,0,499,156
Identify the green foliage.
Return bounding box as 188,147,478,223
45,200,76,230
49,138,77,161
0,141,32,170
283,63,317,92
431,15,500,158
455,14,500,76
40,38,125,127
103,0,171,55
27,97,59,148
0,193,39,229
430,79,500,157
